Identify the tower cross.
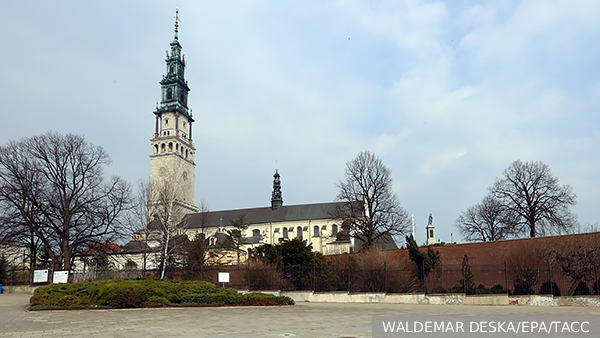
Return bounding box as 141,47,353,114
174,8,180,30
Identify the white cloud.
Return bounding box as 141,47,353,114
1,1,599,245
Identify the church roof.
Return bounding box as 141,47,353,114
121,241,153,254
185,202,345,229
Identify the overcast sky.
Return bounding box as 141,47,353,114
1,1,599,245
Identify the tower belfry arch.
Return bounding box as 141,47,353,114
149,9,197,215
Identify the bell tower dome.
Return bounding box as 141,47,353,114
149,9,197,214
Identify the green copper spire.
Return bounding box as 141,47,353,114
155,8,192,121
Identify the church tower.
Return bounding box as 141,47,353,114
149,10,197,214
271,169,283,210
426,213,436,245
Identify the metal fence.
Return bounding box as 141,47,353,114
7,263,600,296
0,266,33,286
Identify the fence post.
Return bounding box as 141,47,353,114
313,263,316,291
593,267,598,295
384,261,387,293
279,265,283,292
347,257,351,293
462,262,466,294
422,264,427,294
504,261,508,293
548,260,553,296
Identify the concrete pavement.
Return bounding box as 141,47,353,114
2,293,600,337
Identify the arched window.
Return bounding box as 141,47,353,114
154,145,158,154
167,88,172,100
165,119,169,125
282,227,288,239
296,226,303,239
313,225,320,237
161,143,166,152
331,224,338,236
185,149,188,158
252,229,260,237
170,65,174,74
176,144,179,151
168,142,173,152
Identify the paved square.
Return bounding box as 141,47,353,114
2,293,600,337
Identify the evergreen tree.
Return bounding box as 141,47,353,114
0,255,8,285
459,254,475,294
224,214,249,265
406,235,440,286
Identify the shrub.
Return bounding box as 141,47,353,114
573,281,591,296
30,278,293,310
440,283,505,295
594,279,600,295
507,245,544,296
145,296,170,307
539,281,561,296
353,251,414,293
245,260,282,290
312,253,339,292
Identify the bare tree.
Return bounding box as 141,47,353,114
335,151,410,251
550,236,600,295
0,132,131,272
122,179,157,272
184,199,211,269
145,169,194,279
490,160,577,238
0,140,45,281
454,194,513,242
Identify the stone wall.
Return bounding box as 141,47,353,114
241,290,600,307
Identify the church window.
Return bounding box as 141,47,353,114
176,144,179,151
313,225,320,237
252,229,260,237
170,65,174,74
161,143,166,152
154,145,158,154
331,224,338,236
167,88,173,100
429,229,434,238
168,142,173,152
296,226,303,239
282,228,288,238
167,131,170,136
165,119,169,125
185,149,188,158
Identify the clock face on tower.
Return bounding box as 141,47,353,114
159,167,166,176
182,171,188,181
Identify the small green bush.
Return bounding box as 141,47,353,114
438,283,506,295
30,278,293,310
145,296,171,307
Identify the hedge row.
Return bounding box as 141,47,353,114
30,278,294,310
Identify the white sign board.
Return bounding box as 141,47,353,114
53,271,69,284
218,272,230,283
33,269,49,283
